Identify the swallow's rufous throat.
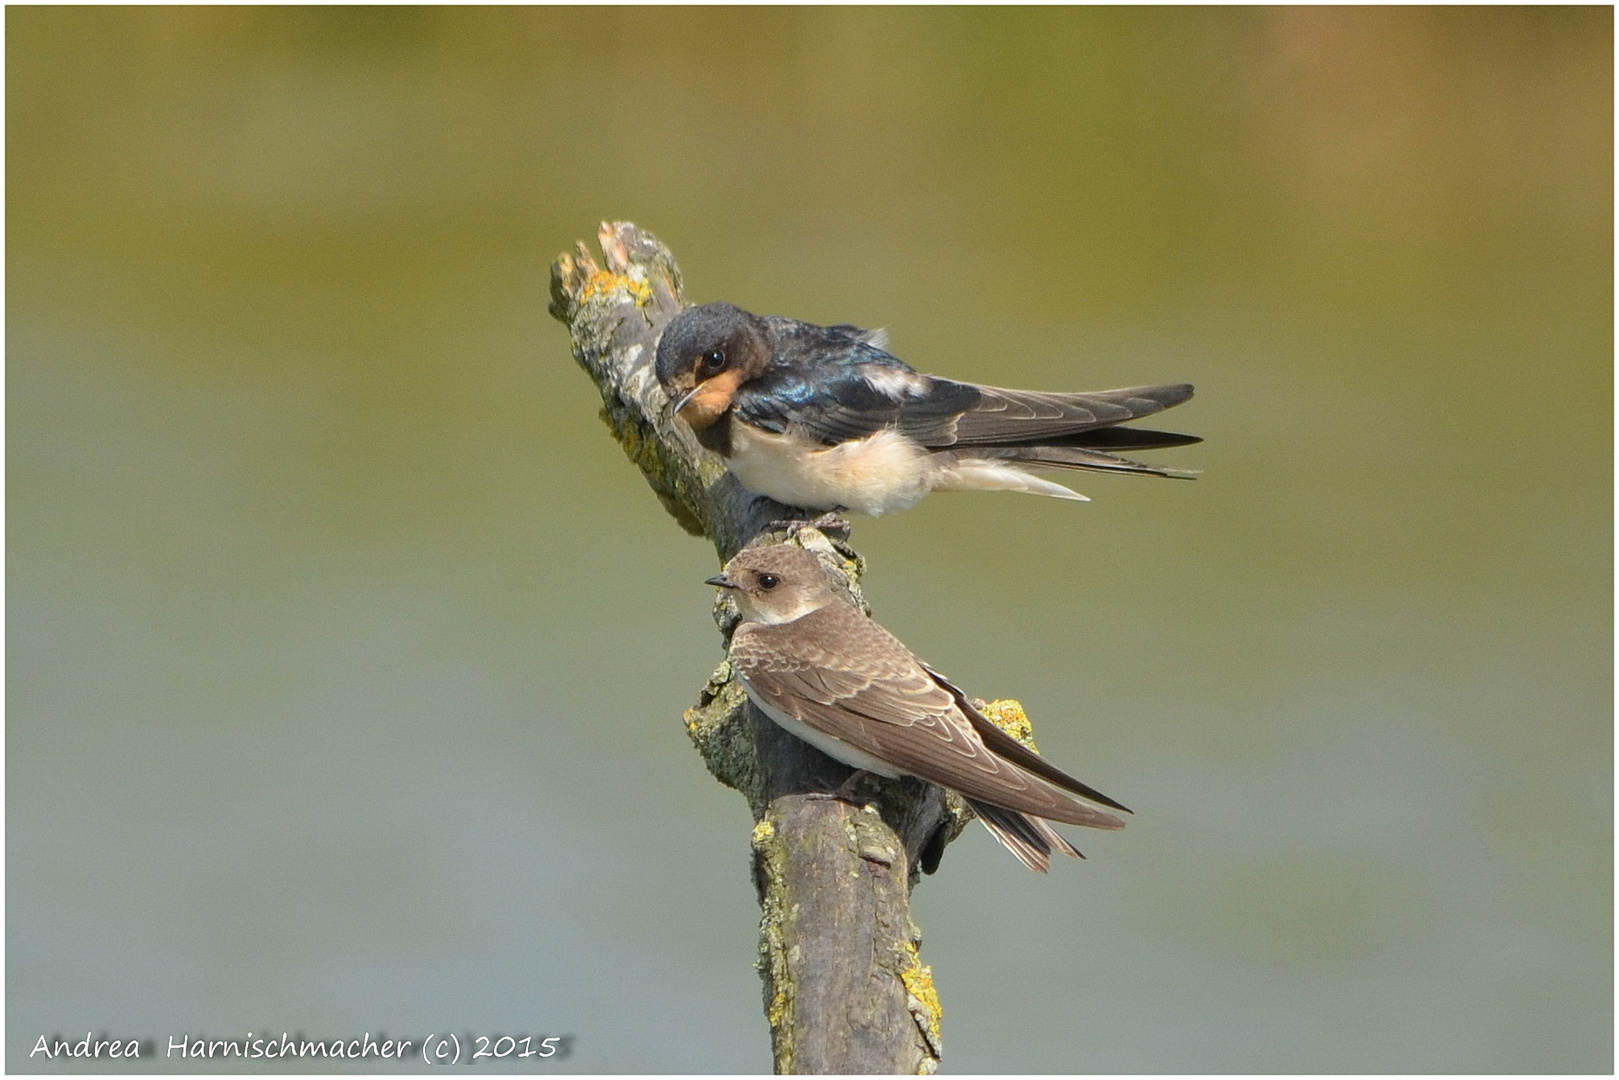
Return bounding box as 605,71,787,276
707,544,1128,871
656,302,1198,517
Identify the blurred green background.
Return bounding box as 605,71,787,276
8,7,1611,1073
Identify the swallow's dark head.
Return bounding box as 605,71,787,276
706,544,837,625
655,302,772,430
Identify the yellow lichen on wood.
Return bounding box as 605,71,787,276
751,819,776,848
980,698,1040,753
896,939,942,1060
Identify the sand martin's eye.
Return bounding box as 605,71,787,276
698,349,726,376
756,573,780,591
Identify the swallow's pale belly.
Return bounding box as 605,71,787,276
725,422,1089,516
726,424,933,516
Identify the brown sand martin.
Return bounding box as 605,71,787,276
656,301,1198,516
708,544,1128,871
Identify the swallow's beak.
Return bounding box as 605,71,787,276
705,573,735,589
671,384,701,416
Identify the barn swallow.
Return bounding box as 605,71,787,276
708,544,1128,872
656,302,1198,516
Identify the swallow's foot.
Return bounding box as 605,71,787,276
804,769,872,805
768,511,852,541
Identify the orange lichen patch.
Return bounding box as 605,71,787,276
579,269,653,307
980,698,1039,753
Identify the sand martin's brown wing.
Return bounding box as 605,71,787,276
731,607,1125,830
923,663,1131,814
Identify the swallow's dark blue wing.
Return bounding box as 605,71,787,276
735,319,981,445
733,366,981,446
735,369,1192,452
741,315,1195,451
942,384,1195,446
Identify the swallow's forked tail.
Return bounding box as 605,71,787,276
967,799,1085,873
945,381,1200,484
984,442,1201,480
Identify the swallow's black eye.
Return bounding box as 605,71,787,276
756,573,780,591
697,349,726,376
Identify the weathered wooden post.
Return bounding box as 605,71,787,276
551,222,968,1073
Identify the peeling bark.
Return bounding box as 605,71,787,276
552,223,964,1073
